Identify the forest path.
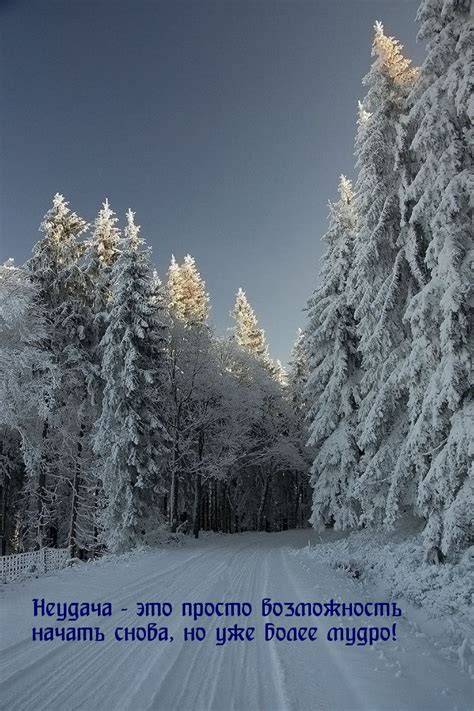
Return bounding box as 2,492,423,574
0,530,471,711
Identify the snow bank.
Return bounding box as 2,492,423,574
295,520,474,677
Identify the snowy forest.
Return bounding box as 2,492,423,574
0,200,312,555
0,0,472,562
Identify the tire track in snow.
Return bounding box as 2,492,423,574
0,544,241,710
0,545,217,673
157,548,259,711
136,541,268,710
47,548,244,711
117,542,258,711
273,546,368,711
73,537,262,711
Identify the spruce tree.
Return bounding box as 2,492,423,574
288,329,308,417
86,199,121,327
165,254,210,530
0,261,55,553
94,210,169,552
231,287,278,380
231,288,268,359
76,200,122,553
305,176,360,529
167,254,209,325
348,24,417,526
399,0,473,554
26,194,92,550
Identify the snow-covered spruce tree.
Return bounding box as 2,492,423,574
396,0,473,555
165,254,210,531
85,199,121,333
231,288,287,386
347,24,418,527
167,254,210,325
94,210,170,552
230,289,273,524
0,260,55,437
304,176,360,530
80,200,122,552
25,194,93,551
231,288,269,361
273,359,289,387
287,330,313,527
0,261,56,553
232,287,288,380
288,329,308,417
0,428,23,555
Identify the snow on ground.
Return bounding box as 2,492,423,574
294,518,474,678
1,530,473,711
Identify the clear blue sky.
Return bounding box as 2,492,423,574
0,0,425,364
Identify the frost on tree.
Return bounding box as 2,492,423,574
225,341,309,532
165,254,210,531
347,24,417,527
86,199,121,330
76,200,123,551
305,176,360,530
232,289,267,356
24,194,96,552
399,0,473,554
288,329,308,418
231,288,276,376
94,210,170,552
287,329,313,526
0,261,55,553
167,254,210,325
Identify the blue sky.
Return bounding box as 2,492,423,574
0,0,426,363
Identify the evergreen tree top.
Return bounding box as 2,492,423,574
371,21,419,88
232,288,271,364
89,199,120,267
38,193,88,246
124,209,142,251
166,253,209,325
338,175,354,206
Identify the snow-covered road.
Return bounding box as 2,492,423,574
0,531,472,711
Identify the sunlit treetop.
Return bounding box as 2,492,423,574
90,199,120,268
372,21,419,87
167,253,209,325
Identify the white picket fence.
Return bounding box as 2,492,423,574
0,547,70,583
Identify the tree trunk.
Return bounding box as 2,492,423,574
170,470,179,533
192,430,205,539
169,382,181,533
208,481,213,531
212,480,218,532
169,424,180,532
67,423,84,556
192,474,202,539
37,420,49,549
0,477,9,555
221,482,228,533
257,471,270,532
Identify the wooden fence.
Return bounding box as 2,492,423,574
0,547,70,583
